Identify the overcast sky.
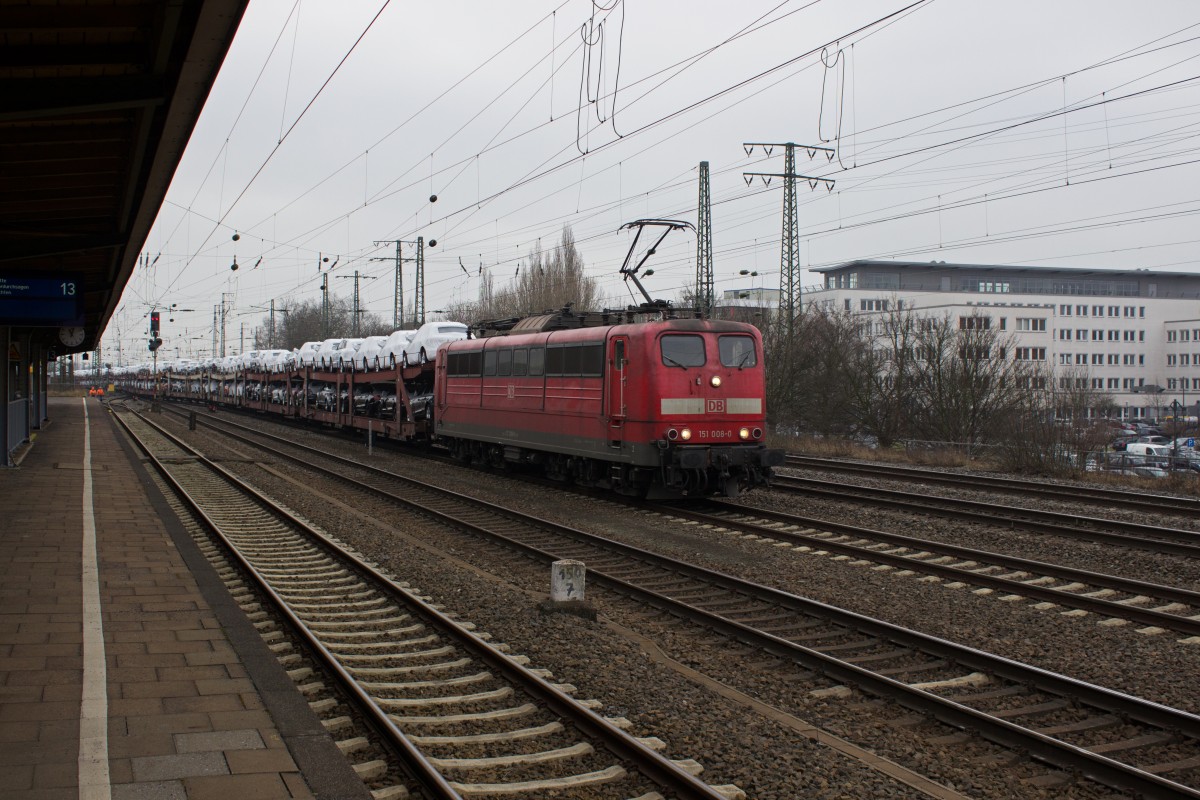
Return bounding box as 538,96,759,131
110,0,1200,360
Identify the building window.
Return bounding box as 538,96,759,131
1123,330,1135,342
1185,331,1192,342
1092,330,1103,341
1092,378,1104,389
1015,347,1045,361
1184,354,1192,366
1108,305,1119,316
1076,305,1087,316
1123,353,1135,365
1092,353,1103,365
1108,354,1119,365
1060,304,1072,316
999,317,1007,330
1139,330,1145,342
1123,378,1134,389
1108,378,1119,389
848,273,858,289
1169,378,1178,390
1016,318,1046,331
959,315,991,330
844,299,851,311
860,299,888,312
1140,307,1145,318
978,281,1011,293
1075,353,1087,365
1059,329,1072,340
1059,353,1071,365
1138,355,1144,365
1124,306,1135,317
1168,330,1177,342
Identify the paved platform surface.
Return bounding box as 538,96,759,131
0,397,368,800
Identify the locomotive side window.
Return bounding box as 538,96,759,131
546,346,565,375
468,351,482,376
719,335,757,368
661,335,706,367
448,351,482,376
497,349,512,376
581,344,604,376
562,347,583,375
529,347,545,376
513,348,528,376
483,350,497,376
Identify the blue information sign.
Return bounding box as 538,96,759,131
0,276,84,324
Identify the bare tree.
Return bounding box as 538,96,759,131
448,226,599,322
904,313,1026,445
842,303,922,446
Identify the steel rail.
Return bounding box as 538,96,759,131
771,474,1200,557
661,501,1200,637
112,409,462,800
174,405,1200,799
785,454,1200,516
117,405,729,800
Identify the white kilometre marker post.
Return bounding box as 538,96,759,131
551,560,586,602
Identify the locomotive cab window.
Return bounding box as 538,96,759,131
719,335,757,368
497,349,512,376
661,335,706,368
483,350,497,376
512,348,528,376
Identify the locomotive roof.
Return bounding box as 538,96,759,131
470,303,755,338
452,316,760,347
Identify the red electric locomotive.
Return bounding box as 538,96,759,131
434,308,783,498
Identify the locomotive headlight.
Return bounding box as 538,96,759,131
710,375,722,388
667,428,679,441
680,427,693,441
739,427,750,440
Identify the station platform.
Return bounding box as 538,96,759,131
0,397,368,800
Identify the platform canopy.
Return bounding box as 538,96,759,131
0,0,249,355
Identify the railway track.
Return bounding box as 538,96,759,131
647,501,1200,640
770,472,1200,558
155,402,1200,798
784,454,1200,517
111,402,737,800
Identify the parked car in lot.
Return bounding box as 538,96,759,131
402,321,468,366
1130,466,1170,479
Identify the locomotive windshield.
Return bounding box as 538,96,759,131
661,335,706,368
719,335,757,368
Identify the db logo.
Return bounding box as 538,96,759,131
507,384,515,399
706,399,726,413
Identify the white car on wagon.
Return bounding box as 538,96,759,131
401,321,468,366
